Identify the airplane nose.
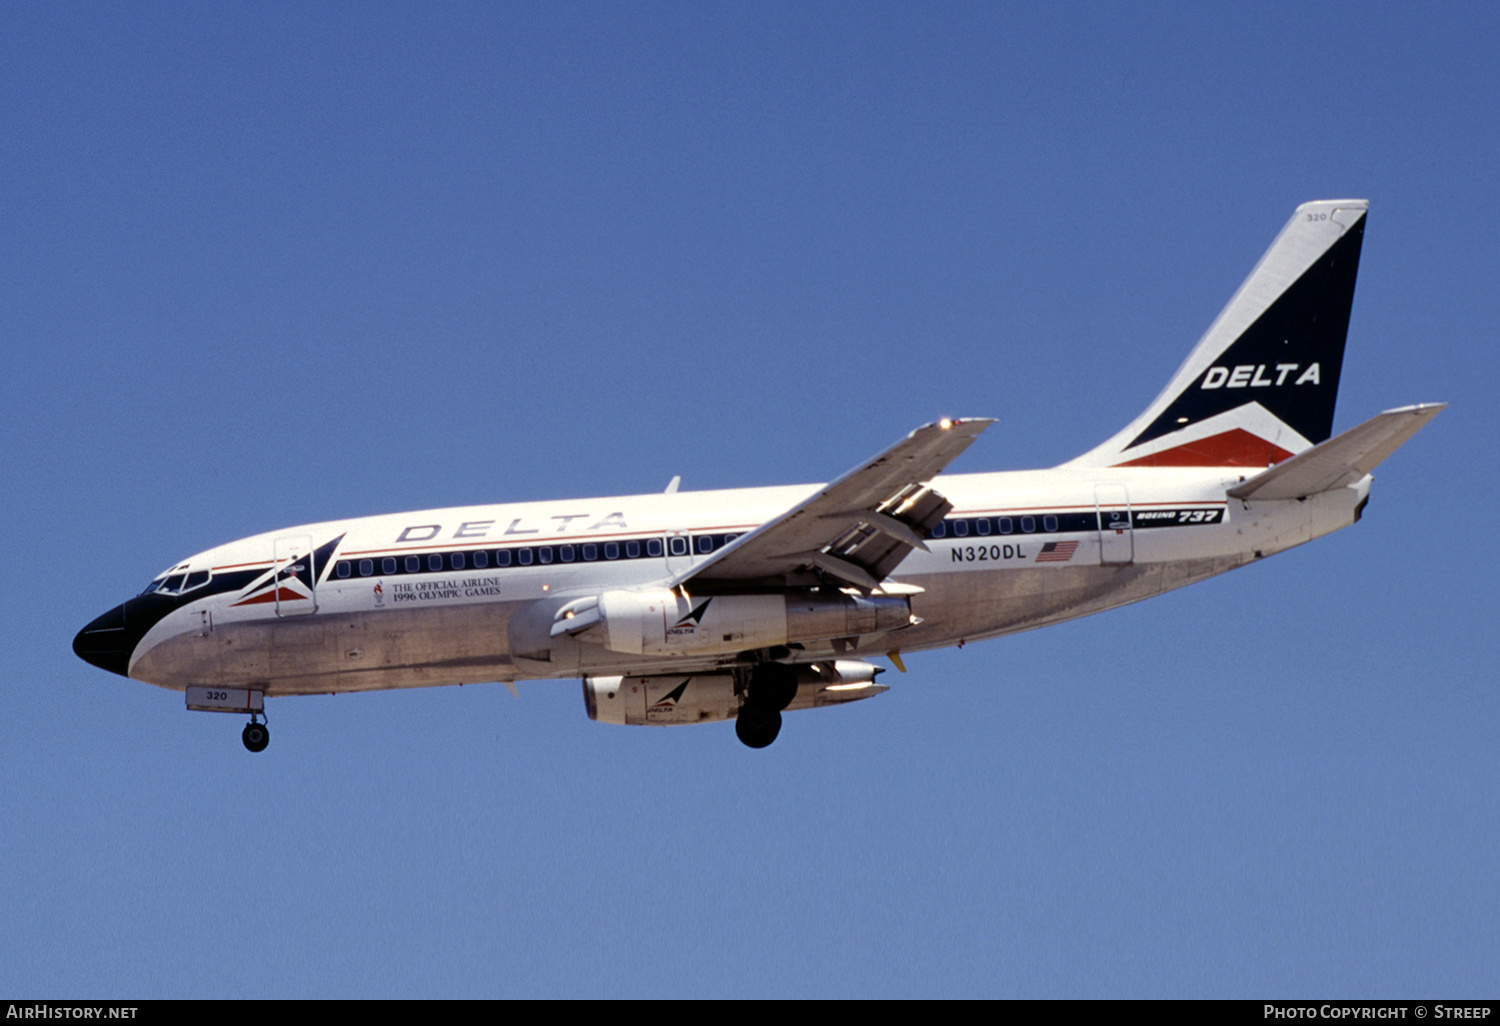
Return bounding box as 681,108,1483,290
73,603,134,677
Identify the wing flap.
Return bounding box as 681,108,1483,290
1226,403,1446,501
675,418,993,589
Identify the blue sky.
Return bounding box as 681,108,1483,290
3,2,1497,997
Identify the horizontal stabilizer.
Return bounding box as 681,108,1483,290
1227,403,1446,501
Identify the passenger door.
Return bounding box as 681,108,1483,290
273,535,319,616
1094,485,1134,565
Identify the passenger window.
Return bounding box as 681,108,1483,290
647,539,663,557
382,557,397,575
605,543,619,560
1044,515,1058,532
975,518,991,536
697,536,714,554
952,520,969,538
625,541,640,558
559,545,575,563
472,551,488,569
1021,516,1035,533
495,549,511,567
428,554,443,572
669,536,688,557
582,544,597,561
451,552,465,570
359,559,374,577
406,556,421,573
336,562,351,579
998,517,1012,534
517,548,533,566
930,522,946,539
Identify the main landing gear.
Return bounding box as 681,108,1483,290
242,714,269,753
735,662,798,749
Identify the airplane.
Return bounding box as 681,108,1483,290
73,199,1444,751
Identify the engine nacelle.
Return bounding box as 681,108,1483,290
564,589,911,656
584,659,888,726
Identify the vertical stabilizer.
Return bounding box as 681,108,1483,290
1066,200,1367,468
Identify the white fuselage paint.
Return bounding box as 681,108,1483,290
126,466,1370,697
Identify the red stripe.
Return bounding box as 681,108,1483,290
232,587,307,607
1113,428,1294,468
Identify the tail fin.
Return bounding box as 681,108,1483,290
1067,200,1368,468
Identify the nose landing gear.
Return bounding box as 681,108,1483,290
186,687,269,752
242,715,269,753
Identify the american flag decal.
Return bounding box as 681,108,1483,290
1035,540,1079,563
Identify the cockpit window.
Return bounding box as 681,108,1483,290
142,563,210,596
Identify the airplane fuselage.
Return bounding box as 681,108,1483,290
96,465,1367,698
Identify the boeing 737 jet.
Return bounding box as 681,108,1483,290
74,200,1443,750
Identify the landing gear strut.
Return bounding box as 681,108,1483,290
735,663,798,749
242,715,269,753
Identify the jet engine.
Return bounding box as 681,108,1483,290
583,659,888,726
552,589,912,656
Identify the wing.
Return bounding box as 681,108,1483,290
673,418,994,592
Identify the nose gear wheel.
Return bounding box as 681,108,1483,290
242,715,269,753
